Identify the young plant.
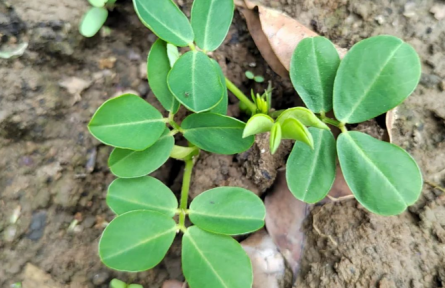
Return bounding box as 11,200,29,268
244,35,423,216
245,70,265,83
88,0,265,287
79,0,116,37
110,279,142,288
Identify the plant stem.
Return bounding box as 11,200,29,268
188,43,196,51
225,78,256,115
319,115,348,132
425,180,445,194
178,158,194,231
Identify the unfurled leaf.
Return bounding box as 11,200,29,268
337,131,422,215
286,128,336,203
290,36,340,113
334,35,421,124
133,0,194,47
79,7,108,38
168,51,223,112
189,187,266,235
182,226,253,288
89,0,106,7
108,129,174,178
191,0,234,52
243,114,274,138
107,177,178,216
269,122,282,154
254,76,264,83
181,113,254,155
245,71,255,79
88,94,165,150
281,118,313,148
166,43,180,67
210,59,228,115
148,39,180,113
277,107,329,130
99,210,176,271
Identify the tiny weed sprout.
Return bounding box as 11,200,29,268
79,0,117,37
87,0,423,286
110,278,142,288
245,70,265,83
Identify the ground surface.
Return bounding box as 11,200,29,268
0,0,444,287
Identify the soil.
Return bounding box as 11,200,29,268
0,0,444,287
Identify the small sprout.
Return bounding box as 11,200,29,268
254,75,264,83
245,70,255,79
110,279,126,288
245,71,265,83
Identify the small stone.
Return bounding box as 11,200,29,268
138,83,150,97
430,4,445,20
439,81,445,91
98,57,117,69
92,271,110,285
139,62,148,79
374,15,385,25
23,264,59,288
3,225,18,242
27,211,47,241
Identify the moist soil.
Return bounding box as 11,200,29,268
0,0,444,287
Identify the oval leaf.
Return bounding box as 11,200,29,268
182,226,253,288
133,0,194,47
107,177,178,216
99,210,176,271
108,129,174,178
277,107,329,130
181,113,254,155
243,114,274,138
286,128,336,203
210,59,228,115
290,36,340,113
270,122,282,154
191,0,234,52
89,0,106,7
148,40,180,113
334,35,421,124
79,7,108,38
337,131,422,215
168,51,223,112
88,94,165,150
189,187,266,235
281,118,314,148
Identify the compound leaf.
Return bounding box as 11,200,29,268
337,131,422,215
182,226,253,288
148,39,180,113
210,59,228,115
334,35,421,124
270,122,282,154
107,176,178,216
189,187,265,235
290,36,340,113
286,128,336,203
108,129,174,178
191,0,234,51
243,114,274,138
133,0,194,47
168,51,223,112
88,94,165,150
281,118,314,148
181,113,254,155
277,107,329,130
79,7,108,38
99,210,176,272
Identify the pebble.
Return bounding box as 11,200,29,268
3,225,18,242
27,211,47,241
92,271,109,285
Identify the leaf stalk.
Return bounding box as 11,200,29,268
225,78,257,115
178,157,195,230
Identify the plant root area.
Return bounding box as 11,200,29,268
1,0,445,287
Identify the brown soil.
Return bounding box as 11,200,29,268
1,0,444,287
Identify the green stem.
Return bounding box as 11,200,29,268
178,158,194,231
188,43,196,51
225,78,256,115
320,115,347,132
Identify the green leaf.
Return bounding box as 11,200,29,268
245,71,254,79
334,35,421,124
79,7,108,38
109,129,174,178
107,176,178,216
133,0,194,47
89,0,106,7
99,210,176,271
290,36,340,113
337,131,422,215
88,94,165,150
210,59,228,115
168,51,223,112
110,279,126,288
189,187,265,235
128,285,143,288
269,122,282,154
182,113,254,155
166,43,180,67
254,76,264,83
191,0,234,51
281,118,314,148
148,39,180,113
243,114,274,138
286,128,336,203
277,107,329,130
182,226,253,288
170,145,199,160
